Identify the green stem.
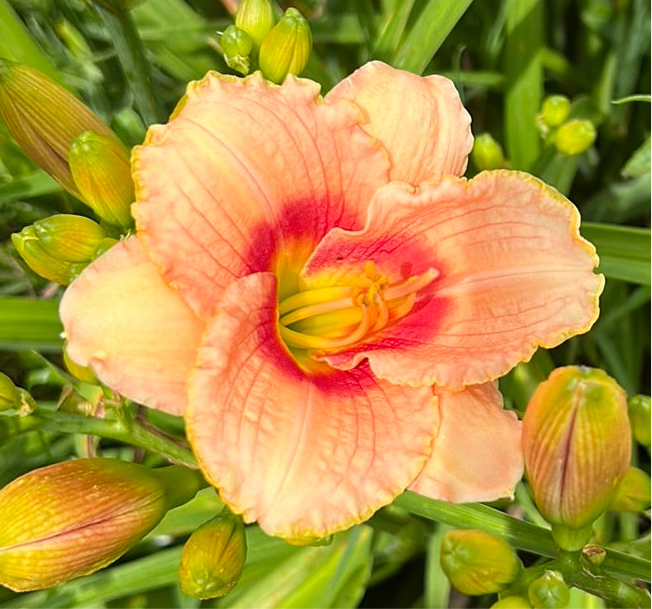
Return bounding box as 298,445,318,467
94,5,166,125
16,409,197,467
393,491,651,584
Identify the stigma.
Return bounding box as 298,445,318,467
278,262,438,352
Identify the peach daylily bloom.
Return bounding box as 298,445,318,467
60,61,603,542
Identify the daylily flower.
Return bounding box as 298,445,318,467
60,61,603,542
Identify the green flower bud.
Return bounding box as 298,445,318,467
68,130,134,228
580,544,606,567
235,0,275,49
554,119,597,156
259,8,312,84
527,571,570,609
608,466,651,513
540,95,571,128
32,215,106,263
221,25,254,76
440,530,522,596
63,346,98,384
0,459,204,591
56,386,93,416
471,133,506,170
628,395,650,446
0,372,20,411
178,508,246,599
0,59,118,197
11,227,86,285
492,596,533,608
522,367,631,550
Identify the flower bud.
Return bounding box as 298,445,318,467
440,529,522,596
11,228,86,285
0,459,204,591
259,8,312,84
234,0,275,49
32,214,106,262
527,571,570,609
471,133,506,171
554,119,597,156
492,596,533,608
628,395,650,446
220,25,254,75
608,466,651,513
522,366,631,550
178,508,246,599
0,372,20,411
68,130,134,228
63,345,98,384
539,95,571,129
581,544,606,567
0,59,118,197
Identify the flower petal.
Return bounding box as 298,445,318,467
409,382,523,502
304,170,603,389
186,272,437,542
133,72,389,319
326,60,473,184
60,237,204,415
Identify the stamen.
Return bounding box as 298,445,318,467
279,295,356,326
382,268,439,301
278,286,354,316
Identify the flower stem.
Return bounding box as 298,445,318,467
393,491,651,584
16,408,197,468
94,5,166,126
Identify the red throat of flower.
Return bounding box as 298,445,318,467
277,261,439,354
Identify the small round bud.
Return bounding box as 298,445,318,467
11,228,86,285
259,8,312,84
68,130,135,228
527,571,570,609
234,0,274,49
178,508,246,599
32,215,106,263
471,133,506,170
581,544,606,567
608,466,651,513
522,367,631,550
628,395,650,446
554,119,597,156
440,529,522,596
220,25,254,75
540,95,571,128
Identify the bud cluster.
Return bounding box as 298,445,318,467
219,0,312,84
536,94,597,156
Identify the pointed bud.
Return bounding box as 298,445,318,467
527,571,570,609
522,366,631,550
68,130,134,228
471,133,506,170
608,466,651,513
259,8,312,84
178,508,246,599
234,0,274,49
0,372,20,411
0,459,204,591
11,228,86,285
628,394,650,446
440,530,522,596
32,214,106,262
63,345,98,384
220,25,254,75
491,597,533,608
554,119,597,156
540,95,571,128
0,59,117,197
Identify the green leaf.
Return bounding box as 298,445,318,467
392,0,475,74
0,298,63,351
581,223,650,285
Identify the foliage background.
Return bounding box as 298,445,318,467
0,0,649,607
